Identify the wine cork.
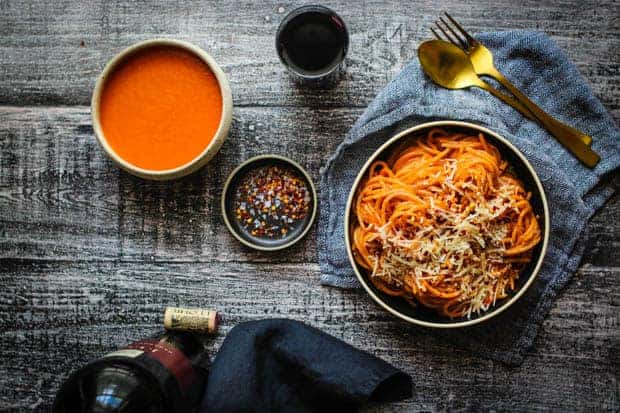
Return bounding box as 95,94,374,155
163,307,219,334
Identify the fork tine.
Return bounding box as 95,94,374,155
435,20,460,48
439,16,468,49
430,27,443,41
444,12,475,43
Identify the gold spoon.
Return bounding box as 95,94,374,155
418,40,600,168
435,12,592,148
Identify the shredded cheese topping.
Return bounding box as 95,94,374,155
351,129,542,318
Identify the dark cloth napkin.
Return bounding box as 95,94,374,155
318,31,620,365
199,319,412,413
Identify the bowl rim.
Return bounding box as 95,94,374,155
344,120,550,328
275,4,349,80
221,154,318,251
91,38,233,181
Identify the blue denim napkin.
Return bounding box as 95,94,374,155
318,31,620,365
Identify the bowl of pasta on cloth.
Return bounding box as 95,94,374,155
345,120,550,328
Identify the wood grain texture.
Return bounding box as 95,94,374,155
0,106,360,263
0,0,619,412
1,261,618,412
2,107,618,267
0,0,618,119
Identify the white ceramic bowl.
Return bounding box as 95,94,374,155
345,120,550,328
91,39,233,180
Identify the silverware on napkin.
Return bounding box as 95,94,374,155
420,14,600,168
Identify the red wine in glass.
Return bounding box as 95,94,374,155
276,5,349,87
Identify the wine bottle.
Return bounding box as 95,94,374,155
53,331,209,412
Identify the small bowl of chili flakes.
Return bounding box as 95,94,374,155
221,154,317,251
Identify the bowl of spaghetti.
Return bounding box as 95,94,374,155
345,121,549,328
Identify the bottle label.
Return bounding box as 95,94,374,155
126,339,198,396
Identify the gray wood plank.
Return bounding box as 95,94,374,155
0,106,359,263
0,0,618,119
0,261,617,411
1,106,618,267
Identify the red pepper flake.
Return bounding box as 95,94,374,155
234,165,311,239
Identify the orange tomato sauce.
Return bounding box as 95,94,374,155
99,46,223,170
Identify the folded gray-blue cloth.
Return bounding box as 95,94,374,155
318,31,620,365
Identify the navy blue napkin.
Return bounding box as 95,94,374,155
318,31,620,365
200,319,412,412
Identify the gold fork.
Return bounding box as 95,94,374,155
433,13,594,149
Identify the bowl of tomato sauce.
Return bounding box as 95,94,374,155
91,39,233,180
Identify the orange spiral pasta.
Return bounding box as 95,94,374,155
351,128,541,318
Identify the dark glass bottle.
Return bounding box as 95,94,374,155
53,331,209,413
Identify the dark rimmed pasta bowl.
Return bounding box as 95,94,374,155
344,120,550,328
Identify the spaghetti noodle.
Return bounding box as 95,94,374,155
351,128,541,318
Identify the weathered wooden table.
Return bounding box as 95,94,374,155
1,1,618,411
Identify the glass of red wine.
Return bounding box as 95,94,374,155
276,5,349,87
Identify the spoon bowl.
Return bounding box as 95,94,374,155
418,40,485,89
418,40,530,115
